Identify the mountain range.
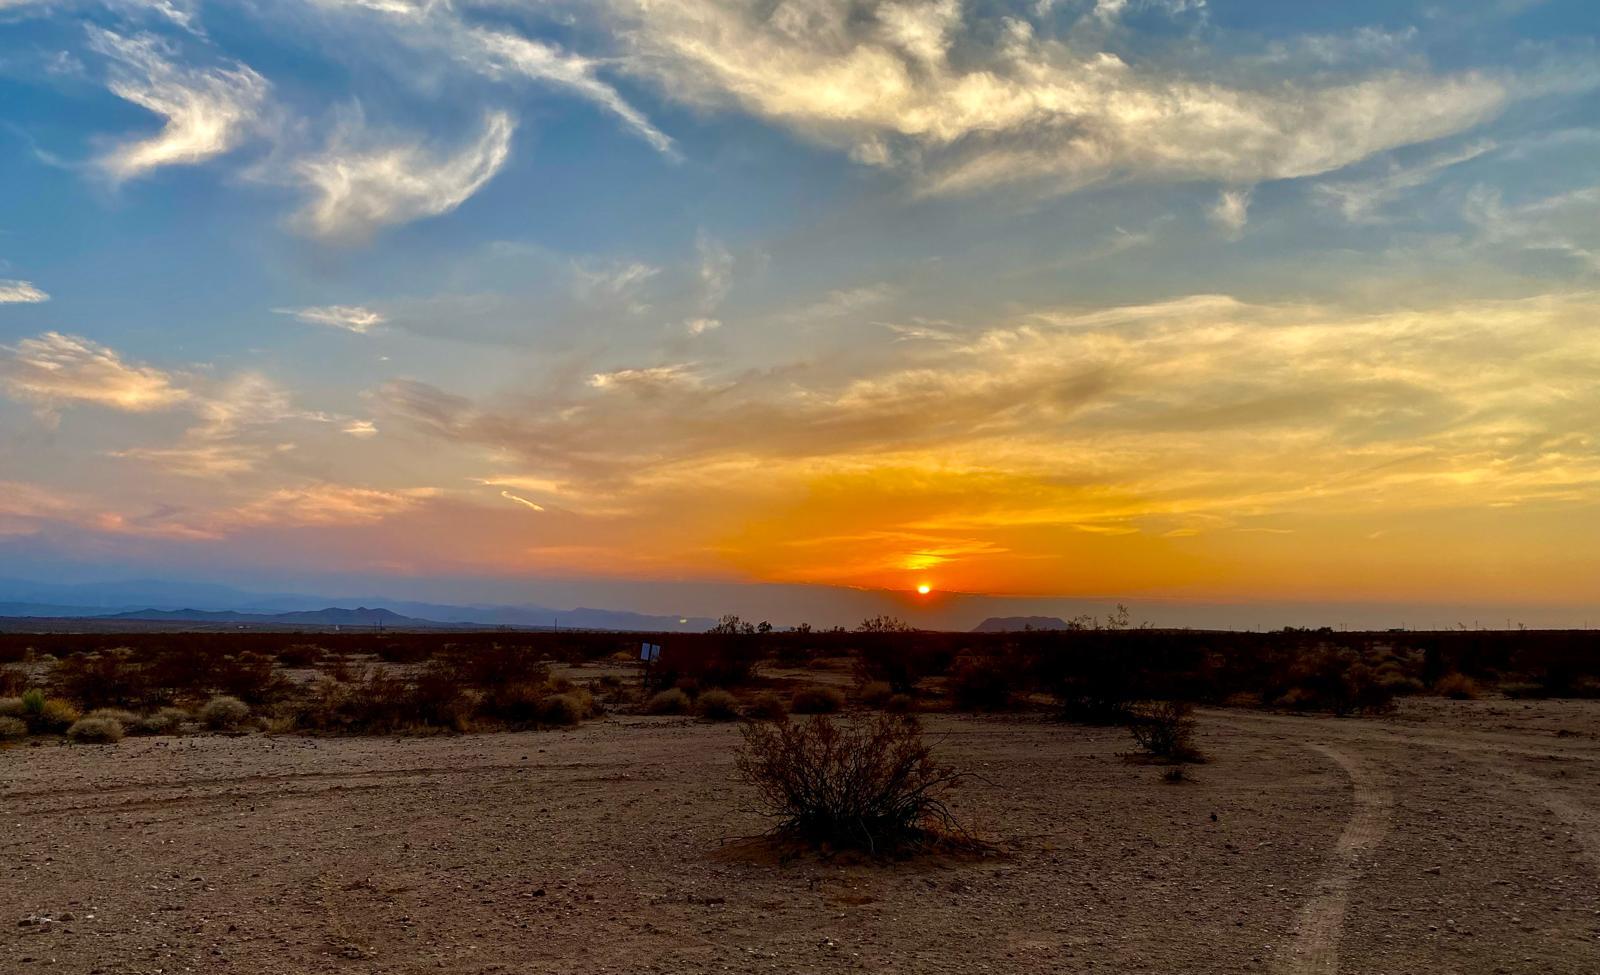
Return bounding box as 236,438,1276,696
0,578,715,632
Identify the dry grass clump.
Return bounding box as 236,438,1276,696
1126,700,1204,765
200,695,251,730
1436,672,1481,700
0,696,22,719
884,693,916,714
696,688,740,721
646,687,691,715
746,691,788,722
856,681,894,708
137,707,190,735
86,708,140,727
16,690,80,734
67,716,125,744
0,715,27,741
791,686,845,714
536,691,592,726
736,714,974,855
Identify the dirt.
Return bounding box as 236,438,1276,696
4,698,1600,974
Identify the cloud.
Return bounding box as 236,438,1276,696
276,304,385,332
605,0,1508,196
1316,140,1496,223
1464,183,1600,272
342,419,378,437
228,483,436,526
289,110,515,242
500,490,544,512
0,280,48,303
0,331,189,412
88,27,269,180
685,317,721,336
1208,188,1250,237
307,0,674,155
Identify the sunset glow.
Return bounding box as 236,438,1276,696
1,1,1597,626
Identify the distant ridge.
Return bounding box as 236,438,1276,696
102,607,441,627
972,615,1072,633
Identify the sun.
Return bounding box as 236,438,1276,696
916,583,932,595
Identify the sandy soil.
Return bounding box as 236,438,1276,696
4,699,1599,974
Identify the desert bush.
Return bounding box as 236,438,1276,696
884,693,915,714
0,665,24,697
855,640,951,694
736,714,969,853
1126,700,1203,764
85,708,140,727
200,695,251,730
136,707,190,735
1435,672,1481,700
791,686,846,714
537,692,590,726
67,716,125,744
746,691,788,721
856,681,894,708
0,715,27,741
949,656,1020,712
276,644,324,668
54,649,153,710
647,688,691,715
0,696,22,718
214,653,282,704
24,692,80,734
697,688,739,721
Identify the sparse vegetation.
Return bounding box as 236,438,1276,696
67,716,125,744
736,714,972,854
0,715,26,741
746,691,789,721
1436,672,1480,700
696,688,739,721
647,688,691,715
137,707,190,735
791,686,846,714
201,695,251,730
1126,700,1204,764
856,681,894,708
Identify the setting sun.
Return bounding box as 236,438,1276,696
916,584,932,595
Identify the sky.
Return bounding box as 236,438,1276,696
1,0,1598,628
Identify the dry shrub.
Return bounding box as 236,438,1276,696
86,708,139,727
137,707,189,735
537,691,591,726
736,714,972,854
276,644,324,668
791,686,845,714
67,716,125,744
856,681,894,708
21,691,80,734
201,695,251,730
1435,672,1480,700
949,657,1020,712
0,696,22,719
697,688,739,721
647,688,691,715
884,693,915,714
746,691,788,722
0,665,24,697
1126,700,1204,764
0,715,26,741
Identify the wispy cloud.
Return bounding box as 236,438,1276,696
88,27,268,180
307,0,674,155
0,331,189,412
290,110,515,242
275,304,385,333
605,0,1508,197
0,279,48,303
1208,188,1251,238
1317,140,1496,223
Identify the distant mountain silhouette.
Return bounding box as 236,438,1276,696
101,607,433,627
972,615,1072,632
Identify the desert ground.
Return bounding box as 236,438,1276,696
5,694,1600,975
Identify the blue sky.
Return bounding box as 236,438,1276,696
1,0,1598,626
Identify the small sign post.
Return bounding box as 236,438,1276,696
639,642,661,687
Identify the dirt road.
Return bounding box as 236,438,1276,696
4,700,1598,973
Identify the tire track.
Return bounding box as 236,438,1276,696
1274,744,1393,975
